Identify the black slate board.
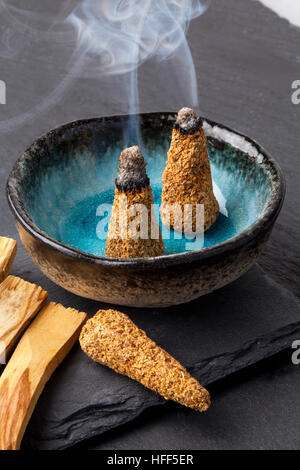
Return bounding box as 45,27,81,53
87,350,300,451
23,265,300,450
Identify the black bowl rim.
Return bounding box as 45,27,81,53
6,112,286,269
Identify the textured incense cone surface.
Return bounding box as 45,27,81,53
0,302,87,450
105,146,164,258
161,108,219,234
0,237,17,283
0,276,48,360
80,309,210,412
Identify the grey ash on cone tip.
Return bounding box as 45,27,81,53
174,107,202,134
115,145,150,192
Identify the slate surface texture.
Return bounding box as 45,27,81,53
0,0,299,450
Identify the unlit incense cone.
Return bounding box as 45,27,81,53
160,108,219,234
80,309,211,412
105,146,164,258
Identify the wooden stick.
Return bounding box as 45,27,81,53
0,302,87,450
0,237,17,283
0,276,48,362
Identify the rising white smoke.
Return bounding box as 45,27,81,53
68,0,210,143
68,0,209,76
0,0,210,133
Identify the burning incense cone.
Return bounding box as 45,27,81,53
160,108,219,234
105,146,164,258
80,309,211,412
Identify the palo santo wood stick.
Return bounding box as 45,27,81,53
80,309,210,412
0,276,48,361
0,237,17,283
0,302,87,450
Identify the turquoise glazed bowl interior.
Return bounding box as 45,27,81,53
7,113,284,307
11,116,277,257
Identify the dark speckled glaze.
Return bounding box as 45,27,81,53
7,113,285,307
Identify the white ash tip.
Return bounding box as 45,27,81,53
120,145,142,160
115,146,149,191
175,108,202,134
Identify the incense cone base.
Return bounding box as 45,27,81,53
105,185,164,259
161,128,219,234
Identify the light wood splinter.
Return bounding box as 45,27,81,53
0,302,87,450
0,237,17,283
0,276,48,361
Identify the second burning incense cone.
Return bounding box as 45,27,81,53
105,146,165,258
160,108,219,234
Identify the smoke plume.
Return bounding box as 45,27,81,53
0,0,210,135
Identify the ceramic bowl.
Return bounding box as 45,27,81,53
7,113,285,307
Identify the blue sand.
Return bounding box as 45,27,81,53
58,186,235,256
27,141,272,257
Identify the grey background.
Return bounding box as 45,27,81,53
0,0,299,450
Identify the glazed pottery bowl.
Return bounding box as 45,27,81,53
7,113,285,307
